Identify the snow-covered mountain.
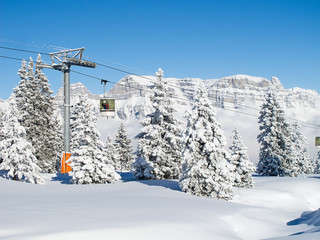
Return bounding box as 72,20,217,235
106,74,319,112
53,74,320,164
54,82,101,102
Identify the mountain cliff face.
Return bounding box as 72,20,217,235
54,74,320,121
101,74,320,119
52,74,320,163
54,82,101,102
0,75,317,164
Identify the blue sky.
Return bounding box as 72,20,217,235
0,0,319,99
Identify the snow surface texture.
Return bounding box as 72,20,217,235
1,173,320,240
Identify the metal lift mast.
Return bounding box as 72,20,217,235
40,48,96,173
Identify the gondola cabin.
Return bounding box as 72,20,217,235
100,98,115,117
316,137,320,147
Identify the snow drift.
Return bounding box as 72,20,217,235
1,173,320,240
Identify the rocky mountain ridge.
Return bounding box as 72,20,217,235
53,74,320,120
88,74,319,119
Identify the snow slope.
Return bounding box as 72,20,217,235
1,173,320,240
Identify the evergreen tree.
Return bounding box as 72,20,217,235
14,56,62,173
34,54,62,172
115,123,134,172
13,59,28,121
52,111,63,172
179,85,234,200
23,57,38,138
0,111,4,164
300,148,313,174
290,122,313,174
229,128,255,188
105,136,120,171
0,111,4,141
69,95,120,184
314,152,320,174
133,68,182,180
257,90,296,176
0,100,44,184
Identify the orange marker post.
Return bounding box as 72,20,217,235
61,152,72,173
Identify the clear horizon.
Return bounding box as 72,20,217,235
0,0,319,99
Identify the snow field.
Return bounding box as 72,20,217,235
2,67,320,239
1,174,320,240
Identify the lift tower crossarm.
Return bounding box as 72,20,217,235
49,47,96,70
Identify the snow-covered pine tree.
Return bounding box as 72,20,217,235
290,122,313,174
314,152,320,174
51,111,63,172
300,148,313,174
229,128,255,188
132,68,182,180
33,54,62,173
22,57,39,138
282,132,298,177
13,59,29,121
257,89,296,177
179,85,234,200
115,123,134,172
0,111,4,164
16,56,62,173
0,100,45,184
105,136,120,171
69,95,120,184
0,111,4,141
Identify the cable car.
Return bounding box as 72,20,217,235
100,79,116,117
316,137,320,147
100,98,115,117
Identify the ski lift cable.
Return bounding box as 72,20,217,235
67,69,320,130
0,46,204,92
70,68,155,97
0,46,50,56
0,39,70,52
68,69,320,128
95,62,155,81
84,55,153,76
70,69,114,83
0,55,56,68
166,85,320,128
1,53,320,129
0,55,26,61
0,45,154,77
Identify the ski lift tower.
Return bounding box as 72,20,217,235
40,48,96,173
